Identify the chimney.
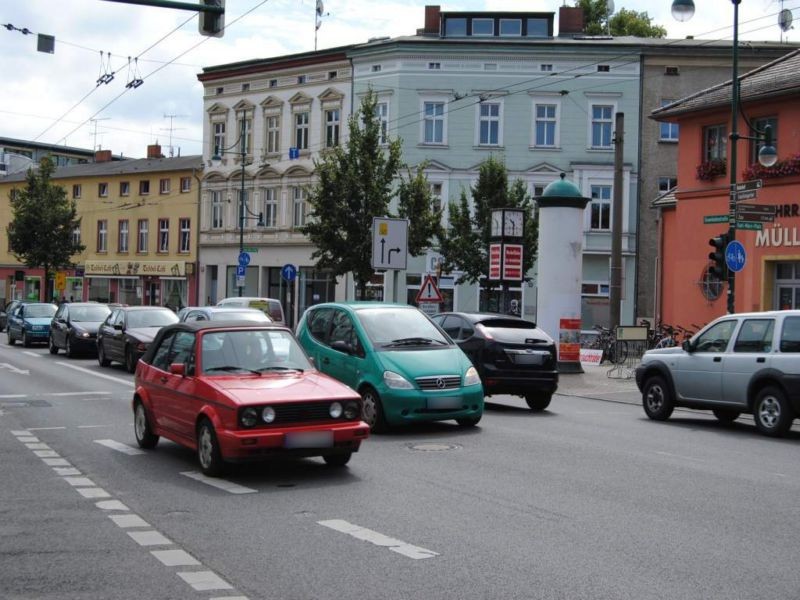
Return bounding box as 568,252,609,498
422,5,440,35
558,5,584,37
147,144,164,159
94,150,113,163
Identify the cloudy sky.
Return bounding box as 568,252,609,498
2,0,796,159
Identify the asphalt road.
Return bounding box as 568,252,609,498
2,335,800,600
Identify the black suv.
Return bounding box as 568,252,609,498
431,312,558,410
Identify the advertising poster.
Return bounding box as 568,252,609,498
558,317,581,362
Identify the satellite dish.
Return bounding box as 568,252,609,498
779,8,793,32
316,0,324,16
607,0,615,14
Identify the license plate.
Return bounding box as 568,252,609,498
427,396,463,410
284,431,334,449
512,353,543,365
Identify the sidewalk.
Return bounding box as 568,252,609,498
555,362,642,404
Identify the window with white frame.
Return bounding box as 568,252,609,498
704,124,727,161
97,220,108,252
534,102,557,147
590,104,614,148
658,177,677,192
180,177,191,193
325,109,340,147
179,218,190,253
237,116,252,155
212,121,225,157
98,182,108,197
120,181,130,196
478,102,501,146
423,101,445,144
118,220,129,253
211,191,224,229
295,112,309,150
472,18,493,35
266,115,280,154
72,227,81,246
377,101,389,144
659,99,679,141
590,185,612,230
581,281,610,297
261,187,278,228
292,187,307,227
73,184,82,199
139,180,150,195
159,178,170,194
137,219,149,253
499,19,521,36
158,218,169,253
429,182,443,214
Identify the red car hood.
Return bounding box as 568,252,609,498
205,370,359,406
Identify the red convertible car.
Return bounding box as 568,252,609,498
132,321,369,476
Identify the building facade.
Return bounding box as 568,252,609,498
0,146,201,308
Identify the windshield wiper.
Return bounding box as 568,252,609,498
386,337,447,347
205,365,260,374
257,366,304,373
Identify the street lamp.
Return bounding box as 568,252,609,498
672,0,777,314
212,115,264,297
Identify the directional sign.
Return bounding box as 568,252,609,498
704,214,729,224
372,217,408,270
737,221,763,231
731,179,763,192
732,189,759,201
238,252,251,267
416,274,444,303
725,240,746,273
281,264,297,282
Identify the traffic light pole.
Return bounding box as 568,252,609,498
726,0,740,315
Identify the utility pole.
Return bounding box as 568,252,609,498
609,112,624,330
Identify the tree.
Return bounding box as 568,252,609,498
302,90,441,298
575,0,666,38
438,156,538,291
7,158,85,301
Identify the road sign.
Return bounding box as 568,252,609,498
54,271,66,291
502,244,524,280
704,214,728,224
731,179,762,192
416,274,444,303
737,221,763,231
236,265,246,278
238,252,251,267
281,264,297,282
242,247,259,253
725,240,746,273
736,203,774,215
371,217,408,270
489,243,501,280
732,189,759,201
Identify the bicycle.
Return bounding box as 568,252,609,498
589,325,628,364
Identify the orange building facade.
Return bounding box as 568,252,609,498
653,50,800,331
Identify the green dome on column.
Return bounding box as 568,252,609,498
535,173,590,209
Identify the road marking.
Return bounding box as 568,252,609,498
96,500,130,511
109,514,150,528
317,519,439,560
21,352,40,358
63,476,96,487
33,450,59,458
177,571,233,592
11,430,31,436
128,530,173,546
94,439,145,455
53,467,81,476
25,443,50,450
180,471,257,494
55,361,134,387
28,427,67,431
1,394,28,399
76,487,110,499
41,457,71,466
0,363,29,375
17,436,39,442
78,425,112,429
49,391,112,397
151,549,201,567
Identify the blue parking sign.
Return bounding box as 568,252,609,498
236,265,246,277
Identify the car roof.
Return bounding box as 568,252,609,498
193,306,264,313
116,305,174,312
435,311,534,324
310,301,416,311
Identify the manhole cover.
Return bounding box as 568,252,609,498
407,443,461,452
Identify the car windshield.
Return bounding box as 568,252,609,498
127,310,179,329
201,329,310,374
25,304,57,318
357,307,450,347
213,311,269,322
71,306,111,322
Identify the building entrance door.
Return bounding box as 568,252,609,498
775,262,800,309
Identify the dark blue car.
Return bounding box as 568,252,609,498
7,302,58,347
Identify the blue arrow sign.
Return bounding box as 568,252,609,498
238,252,251,267
281,264,297,282
725,240,746,273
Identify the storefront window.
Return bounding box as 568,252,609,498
354,273,384,301
479,285,521,315
24,277,41,301
775,262,800,310
163,279,186,311
118,279,139,306
88,278,110,303
298,269,335,321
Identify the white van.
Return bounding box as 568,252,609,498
216,297,285,325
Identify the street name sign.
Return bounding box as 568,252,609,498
371,217,408,270
736,221,763,231
731,179,763,192
704,214,728,224
732,189,759,201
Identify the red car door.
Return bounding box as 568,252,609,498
158,330,199,441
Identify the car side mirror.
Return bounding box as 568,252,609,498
681,339,693,353
169,363,186,376
330,340,352,354
113,323,123,330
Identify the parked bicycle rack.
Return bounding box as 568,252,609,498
607,326,649,379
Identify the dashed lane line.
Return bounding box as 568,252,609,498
54,361,134,387
180,471,258,495
317,519,439,560
22,351,41,358
94,439,145,455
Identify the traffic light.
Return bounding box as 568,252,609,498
708,232,730,280
198,0,225,37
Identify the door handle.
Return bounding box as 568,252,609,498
757,357,765,363
159,376,168,383
713,357,721,362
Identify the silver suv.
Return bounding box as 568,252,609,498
635,310,800,437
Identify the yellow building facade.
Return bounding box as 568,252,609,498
0,147,202,308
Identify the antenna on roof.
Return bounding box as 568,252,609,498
314,0,329,51
778,2,793,42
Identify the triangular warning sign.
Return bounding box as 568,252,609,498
416,274,444,303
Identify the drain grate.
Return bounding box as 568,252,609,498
406,442,461,452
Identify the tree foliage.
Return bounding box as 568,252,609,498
575,0,667,38
302,90,441,297
7,158,85,300
438,156,537,287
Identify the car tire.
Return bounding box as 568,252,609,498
456,415,482,427
642,375,674,421
712,409,740,423
98,342,111,367
125,346,137,373
753,386,794,437
360,386,388,433
49,335,59,354
65,336,73,358
133,401,159,449
7,330,14,345
323,452,352,467
197,419,225,477
22,331,31,348
525,393,552,411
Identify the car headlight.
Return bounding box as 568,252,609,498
136,342,148,352
329,402,343,418
383,370,413,389
73,328,90,338
261,406,276,424
343,401,360,420
240,407,258,427
464,366,481,387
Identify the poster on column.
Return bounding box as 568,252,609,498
558,318,581,362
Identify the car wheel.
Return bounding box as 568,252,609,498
7,330,15,345
712,409,740,423
642,375,674,421
22,331,31,348
197,419,225,477
525,393,552,411
133,401,159,449
65,336,73,358
98,342,111,367
753,386,794,437
323,452,352,467
125,346,137,373
456,415,481,427
360,386,388,433
49,334,59,354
